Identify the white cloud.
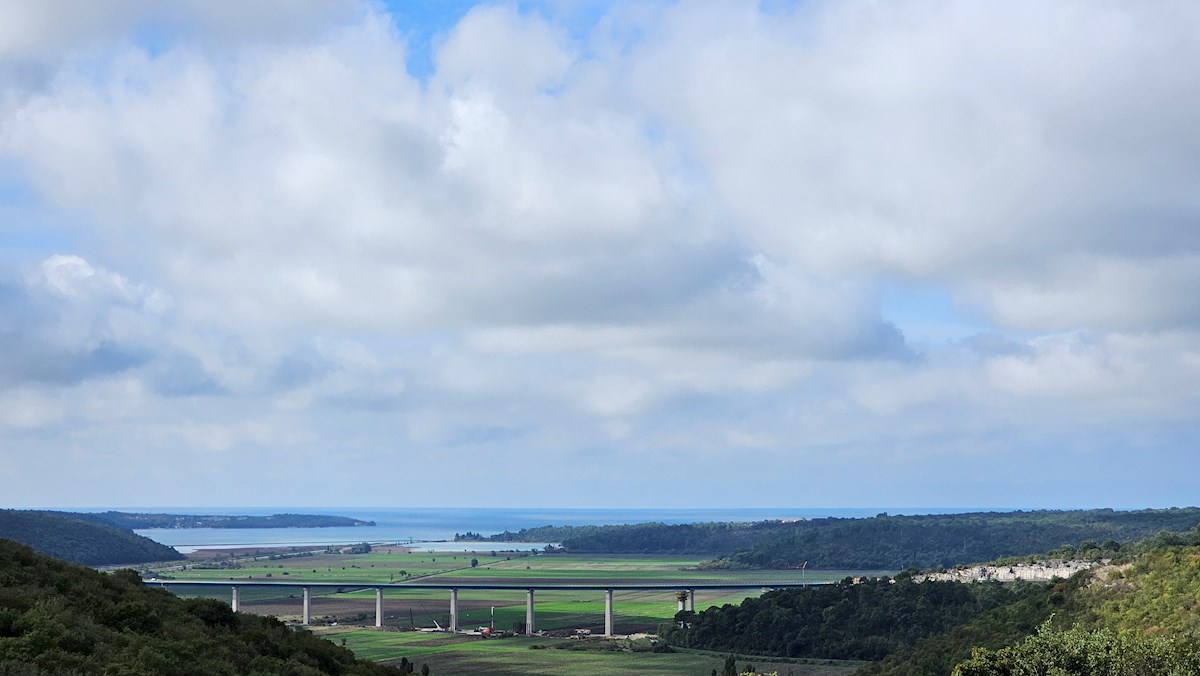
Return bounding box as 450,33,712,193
435,5,574,94
630,1,1200,331
0,388,64,429
1,0,1198,507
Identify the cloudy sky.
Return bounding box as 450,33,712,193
1,0,1197,509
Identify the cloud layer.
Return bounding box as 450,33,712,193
1,0,1198,508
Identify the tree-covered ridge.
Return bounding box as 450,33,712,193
78,511,376,529
875,530,1200,674
0,510,183,566
1070,545,1200,638
659,526,1200,675
660,577,1048,662
859,573,1090,675
462,521,782,554
723,509,1200,569
0,539,402,675
471,508,1200,569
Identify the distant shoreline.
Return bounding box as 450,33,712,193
81,511,376,530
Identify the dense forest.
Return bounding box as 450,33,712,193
952,622,1200,675
661,577,1047,661
0,510,183,566
664,524,1200,675
721,509,1200,569
0,539,403,675
472,508,1200,569
77,512,376,529
461,521,781,554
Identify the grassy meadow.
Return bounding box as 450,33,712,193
313,629,864,676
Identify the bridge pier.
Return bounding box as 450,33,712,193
604,589,613,637
231,586,239,612
688,589,695,612
375,588,383,628
450,589,459,632
302,587,311,626
526,589,535,635
676,590,688,612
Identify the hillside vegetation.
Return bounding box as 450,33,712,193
463,521,780,554
662,524,1200,675
0,539,402,675
661,577,1047,661
476,508,1200,569
0,510,183,566
952,622,1200,676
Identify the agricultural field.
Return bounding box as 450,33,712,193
313,629,864,676
156,547,872,588
145,546,888,671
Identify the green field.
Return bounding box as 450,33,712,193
151,549,879,631
146,547,887,672
313,629,863,676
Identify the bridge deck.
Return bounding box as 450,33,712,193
148,579,825,591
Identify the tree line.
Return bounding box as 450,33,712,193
465,508,1200,570
660,576,1048,662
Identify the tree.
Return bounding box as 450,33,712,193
470,558,479,568
952,622,1200,675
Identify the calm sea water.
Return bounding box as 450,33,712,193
85,506,1001,552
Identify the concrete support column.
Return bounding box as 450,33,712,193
604,590,614,637
375,588,383,628
449,589,459,632
687,589,695,612
525,590,536,635
231,586,239,613
302,587,311,626
676,591,687,612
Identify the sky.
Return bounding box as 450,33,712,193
1,0,1198,510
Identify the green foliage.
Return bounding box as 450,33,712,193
1072,542,1200,638
0,539,401,675
723,509,1200,569
661,578,1046,661
472,509,1200,570
951,622,1200,675
468,522,782,554
0,511,183,566
864,530,1200,675
859,576,1091,676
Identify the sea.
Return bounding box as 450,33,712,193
75,506,1003,553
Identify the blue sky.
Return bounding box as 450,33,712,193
1,0,1198,509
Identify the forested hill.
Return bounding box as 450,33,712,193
470,508,1200,569
0,510,183,566
664,525,1200,676
0,539,402,675
723,509,1200,569
458,521,781,553
76,511,376,529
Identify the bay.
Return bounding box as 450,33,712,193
116,506,998,552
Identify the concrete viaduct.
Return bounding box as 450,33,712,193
150,580,825,637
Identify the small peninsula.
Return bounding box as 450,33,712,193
79,511,376,530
